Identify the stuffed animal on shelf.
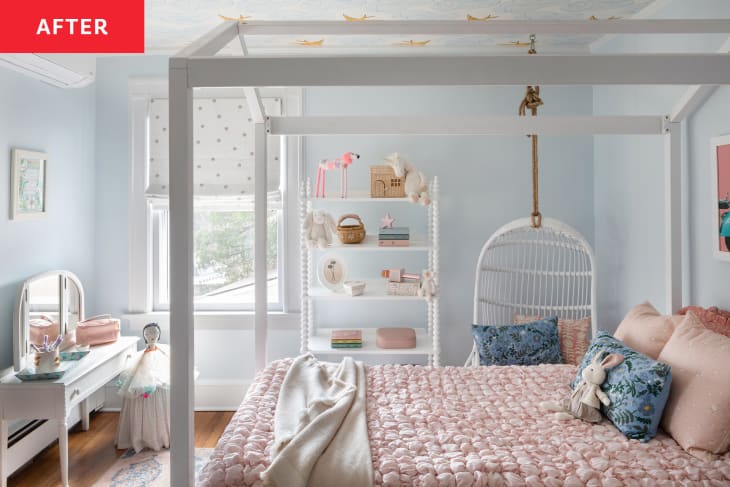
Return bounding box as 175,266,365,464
303,210,337,249
418,269,437,301
540,351,624,423
315,151,360,198
384,153,431,205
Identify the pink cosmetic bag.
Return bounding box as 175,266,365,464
75,314,120,346
376,327,416,349
29,315,61,347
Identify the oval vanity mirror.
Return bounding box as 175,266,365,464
13,270,85,371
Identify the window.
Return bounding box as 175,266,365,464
128,82,299,313
152,207,280,310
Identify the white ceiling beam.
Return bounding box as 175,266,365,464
237,18,730,36
670,37,730,122
590,0,672,52
268,116,665,136
170,22,238,67
236,25,266,124
186,54,730,87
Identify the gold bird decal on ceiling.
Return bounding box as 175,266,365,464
589,15,621,20
219,14,251,22
295,38,325,46
499,40,531,47
343,14,375,21
397,39,431,46
466,14,499,21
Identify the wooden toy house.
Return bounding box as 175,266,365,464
370,165,405,198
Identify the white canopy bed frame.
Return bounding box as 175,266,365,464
168,19,730,485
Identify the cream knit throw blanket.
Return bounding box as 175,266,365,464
261,353,373,487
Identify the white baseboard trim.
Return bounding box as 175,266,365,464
102,380,249,411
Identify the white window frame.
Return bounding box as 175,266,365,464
128,78,302,315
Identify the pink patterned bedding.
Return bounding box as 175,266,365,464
198,359,730,486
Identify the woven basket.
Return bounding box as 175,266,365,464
337,214,366,244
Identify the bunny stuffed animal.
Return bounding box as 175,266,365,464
303,210,337,249
540,351,624,423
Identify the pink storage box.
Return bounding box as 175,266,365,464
376,327,416,349
75,314,120,346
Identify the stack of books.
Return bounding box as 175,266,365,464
379,226,410,247
331,329,363,349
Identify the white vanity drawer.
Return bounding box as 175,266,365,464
65,343,136,407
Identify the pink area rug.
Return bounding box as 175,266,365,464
92,448,213,486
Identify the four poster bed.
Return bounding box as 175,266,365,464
168,18,730,486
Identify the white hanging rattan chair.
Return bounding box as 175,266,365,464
466,217,597,366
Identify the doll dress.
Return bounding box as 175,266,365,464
115,344,170,452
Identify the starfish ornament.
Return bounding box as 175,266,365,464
381,212,395,229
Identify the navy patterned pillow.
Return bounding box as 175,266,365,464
471,317,562,366
573,331,672,442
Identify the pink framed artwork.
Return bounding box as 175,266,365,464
712,135,730,262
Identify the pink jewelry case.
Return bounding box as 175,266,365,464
376,327,416,349
75,314,120,346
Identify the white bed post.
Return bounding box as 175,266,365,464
255,123,268,370
169,60,196,486
300,179,311,354
664,119,682,313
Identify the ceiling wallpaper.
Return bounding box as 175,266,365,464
145,0,657,54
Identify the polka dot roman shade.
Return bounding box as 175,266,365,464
146,97,281,205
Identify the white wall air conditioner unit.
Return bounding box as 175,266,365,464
0,54,96,88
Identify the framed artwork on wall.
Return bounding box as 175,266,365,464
10,149,47,220
712,135,730,262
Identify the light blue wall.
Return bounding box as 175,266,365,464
687,88,730,308
93,56,168,317
0,68,96,369
90,68,594,368
304,86,595,364
593,0,730,330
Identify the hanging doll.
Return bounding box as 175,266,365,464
116,323,171,452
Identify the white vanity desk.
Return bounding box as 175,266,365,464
0,336,139,487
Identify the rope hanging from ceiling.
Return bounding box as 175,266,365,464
518,34,543,228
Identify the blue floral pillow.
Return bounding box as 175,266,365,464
573,331,672,442
472,317,561,366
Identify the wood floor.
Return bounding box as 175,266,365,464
8,411,234,487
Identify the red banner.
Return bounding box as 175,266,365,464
1,0,144,53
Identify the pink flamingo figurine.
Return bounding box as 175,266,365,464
315,152,360,198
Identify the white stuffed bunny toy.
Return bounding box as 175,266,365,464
418,270,437,301
385,153,431,206
303,210,337,249
540,350,624,423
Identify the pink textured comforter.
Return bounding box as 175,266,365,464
198,359,730,486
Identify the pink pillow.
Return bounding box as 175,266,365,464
514,315,591,365
613,302,682,360
658,312,730,459
678,305,730,338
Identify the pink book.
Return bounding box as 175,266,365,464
331,330,362,340
378,240,410,247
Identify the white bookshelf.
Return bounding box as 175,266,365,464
309,279,426,300
312,234,431,251
308,328,434,355
300,176,440,365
